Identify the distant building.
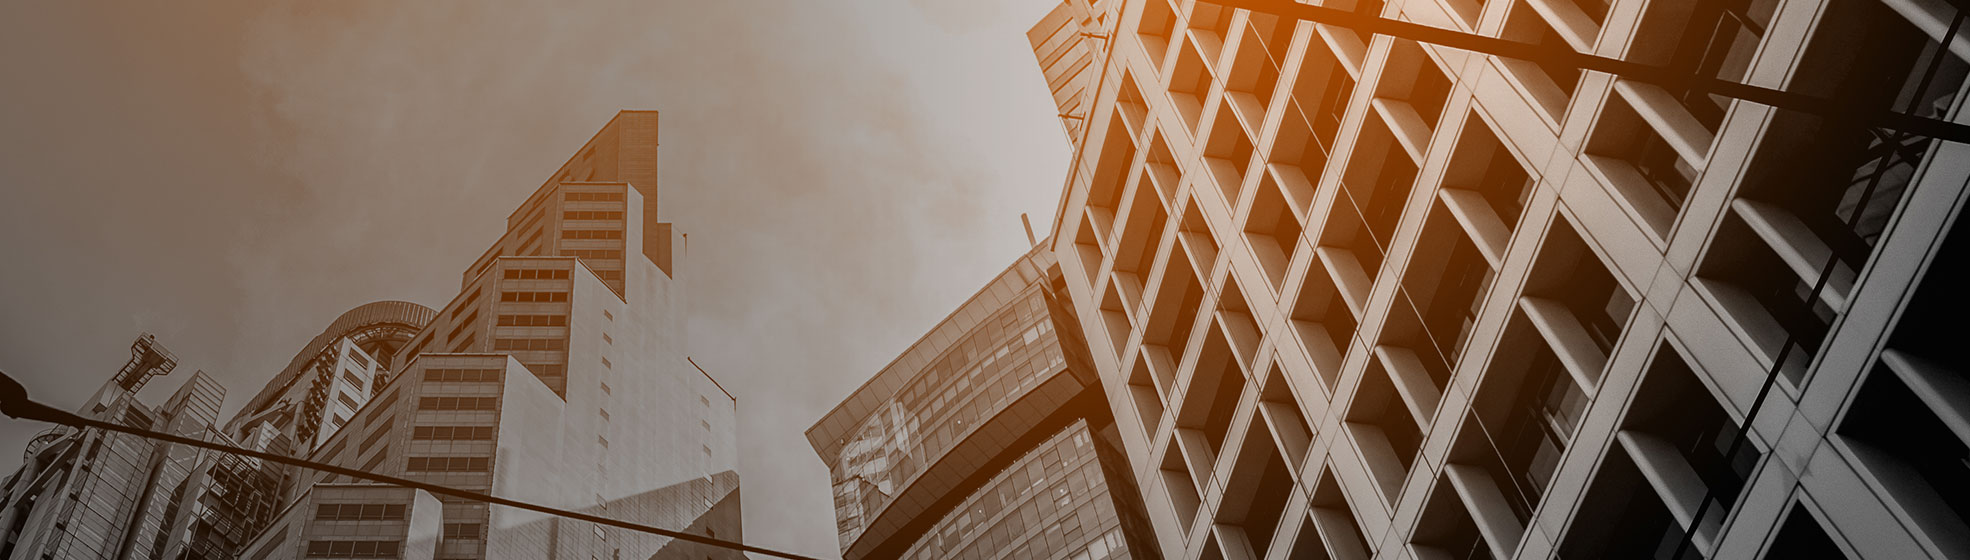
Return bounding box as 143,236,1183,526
0,335,227,560
809,245,1160,560
237,110,743,560
1027,0,1970,558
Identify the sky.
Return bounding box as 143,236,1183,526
0,1,1071,557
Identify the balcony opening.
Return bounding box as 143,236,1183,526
1463,314,1591,522
1115,174,1171,281
1522,217,1634,380
1583,93,1699,236
1072,212,1105,285
1260,363,1315,472
1204,103,1258,207
1138,0,1179,70
1127,349,1169,437
1574,345,1762,557
1216,281,1264,371
1220,416,1298,558
1626,0,1780,134
1245,174,1306,291
1375,40,1456,139
1695,215,1836,382
1339,116,1420,264
1346,361,1425,503
1315,0,1386,72
1310,469,1375,559
1179,197,1223,272
1225,15,1290,127
1144,131,1184,204
1438,114,1535,258
1557,440,1694,559
1087,116,1139,230
1838,215,1970,553
1099,282,1135,359
1292,258,1357,390
1411,474,1495,559
1290,36,1357,161
1500,0,1582,121
1178,324,1248,458
1169,41,1213,134
1160,440,1205,528
1145,240,1206,368
1394,209,1498,377
1187,0,1236,64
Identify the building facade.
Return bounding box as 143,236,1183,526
808,246,1161,560
237,110,743,560
0,335,229,560
1029,0,1970,559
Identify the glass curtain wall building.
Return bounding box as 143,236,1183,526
1028,0,1970,558
808,245,1161,560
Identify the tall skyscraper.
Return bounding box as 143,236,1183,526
808,245,1161,560
1029,0,1969,559
234,110,743,560
0,335,228,560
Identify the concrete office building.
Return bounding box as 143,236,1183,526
1029,0,1970,558
236,110,743,560
808,245,1161,560
0,335,228,560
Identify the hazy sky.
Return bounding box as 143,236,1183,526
0,1,1070,557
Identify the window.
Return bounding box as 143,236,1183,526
447,311,479,343
443,523,483,541
493,338,566,351
446,333,476,353
362,392,397,423
562,211,623,220
405,456,491,473
567,249,623,260
344,350,369,368
499,291,569,303
561,229,623,240
503,268,572,280
423,368,502,383
497,314,567,327
412,426,496,440
357,420,392,453
314,504,406,521
304,540,401,558
450,290,480,318
418,397,498,411
564,191,625,202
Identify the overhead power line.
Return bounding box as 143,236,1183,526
0,370,824,560
1203,0,1970,144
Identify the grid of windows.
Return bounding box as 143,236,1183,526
405,457,490,473
498,291,568,303
564,192,624,202
502,268,570,280
412,426,496,441
423,368,502,382
1028,0,1970,558
314,504,406,522
418,397,497,411
561,229,623,240
493,338,566,351
562,211,623,220
496,314,566,327
304,540,400,558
